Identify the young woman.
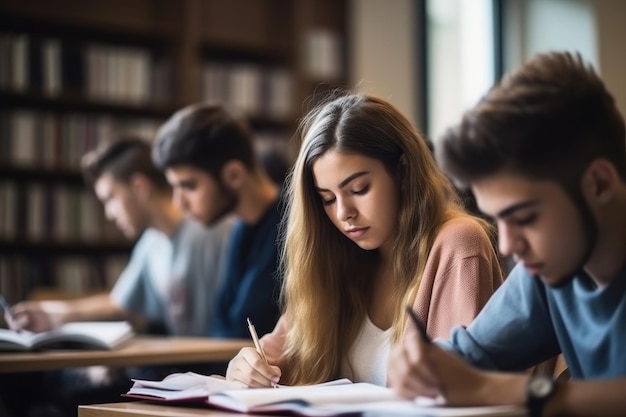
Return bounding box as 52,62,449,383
226,92,503,387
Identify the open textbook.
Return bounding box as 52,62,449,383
0,321,134,351
123,372,526,416
124,372,244,402
123,372,353,403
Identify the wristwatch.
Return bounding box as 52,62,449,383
526,375,556,417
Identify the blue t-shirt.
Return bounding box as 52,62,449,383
440,262,626,379
211,198,282,338
110,217,233,336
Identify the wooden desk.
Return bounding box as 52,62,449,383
79,401,529,417
0,336,251,373
79,402,268,417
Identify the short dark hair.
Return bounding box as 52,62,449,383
152,103,257,178
437,51,626,192
81,137,170,191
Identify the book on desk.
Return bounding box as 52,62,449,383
0,321,134,351
122,371,527,416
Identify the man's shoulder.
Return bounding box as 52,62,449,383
135,227,168,247
127,228,170,262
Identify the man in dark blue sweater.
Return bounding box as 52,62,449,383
152,104,282,338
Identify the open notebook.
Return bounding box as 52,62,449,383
123,372,526,416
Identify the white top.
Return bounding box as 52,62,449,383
340,316,392,386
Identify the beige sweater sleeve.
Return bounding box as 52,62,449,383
410,217,504,341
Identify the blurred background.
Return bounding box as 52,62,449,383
0,0,624,304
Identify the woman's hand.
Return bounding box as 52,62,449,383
226,346,282,388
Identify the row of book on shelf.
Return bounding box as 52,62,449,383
0,180,124,243
0,32,170,104
0,110,292,171
0,110,160,169
202,62,294,120
0,254,128,304
0,32,298,120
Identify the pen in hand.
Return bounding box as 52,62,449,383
247,317,280,388
405,305,431,343
406,305,446,404
246,317,268,363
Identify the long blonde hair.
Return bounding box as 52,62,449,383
279,93,489,385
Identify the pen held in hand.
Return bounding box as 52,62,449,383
246,317,269,363
405,305,432,344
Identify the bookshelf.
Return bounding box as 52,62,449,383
0,0,349,303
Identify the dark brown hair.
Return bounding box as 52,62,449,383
437,51,626,194
152,103,257,179
81,137,170,191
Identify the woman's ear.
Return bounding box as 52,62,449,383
221,160,247,190
582,158,619,205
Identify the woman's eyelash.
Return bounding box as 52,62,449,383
515,214,537,226
319,185,369,205
353,185,370,195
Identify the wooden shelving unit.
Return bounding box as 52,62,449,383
0,0,349,303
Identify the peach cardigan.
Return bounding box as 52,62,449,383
260,216,504,378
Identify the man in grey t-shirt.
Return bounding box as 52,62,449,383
2,137,232,417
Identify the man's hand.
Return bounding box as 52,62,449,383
11,301,68,332
388,322,496,406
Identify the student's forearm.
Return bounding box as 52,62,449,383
544,379,626,417
61,293,125,322
472,372,528,407
477,373,626,417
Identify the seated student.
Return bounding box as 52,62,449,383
387,51,626,417
1,138,233,417
152,104,282,338
225,92,504,387
7,137,232,336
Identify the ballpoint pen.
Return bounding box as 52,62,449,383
246,317,268,363
405,305,431,344
406,306,447,405
247,317,280,388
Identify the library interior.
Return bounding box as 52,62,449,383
1,1,626,417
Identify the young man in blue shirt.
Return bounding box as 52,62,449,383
388,51,626,416
152,104,282,338
8,138,232,336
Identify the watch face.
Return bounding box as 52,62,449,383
529,376,554,397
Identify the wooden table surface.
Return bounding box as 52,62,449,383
79,401,272,417
0,336,251,373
